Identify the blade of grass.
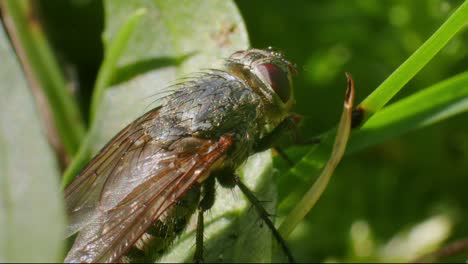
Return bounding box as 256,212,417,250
1,0,85,156
61,133,92,188
347,70,468,154
278,1,468,213
279,71,468,211
61,8,147,187
358,0,468,120
89,8,147,123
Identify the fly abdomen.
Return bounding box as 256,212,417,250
122,185,201,263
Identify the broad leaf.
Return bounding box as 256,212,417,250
0,21,65,262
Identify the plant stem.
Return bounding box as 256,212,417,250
279,73,355,238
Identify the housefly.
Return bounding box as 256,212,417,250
64,48,303,263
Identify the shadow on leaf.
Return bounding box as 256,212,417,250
111,53,195,85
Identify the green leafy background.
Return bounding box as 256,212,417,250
0,0,467,262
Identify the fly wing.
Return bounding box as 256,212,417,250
64,108,161,237
64,124,233,262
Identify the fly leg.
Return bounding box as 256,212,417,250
253,114,320,166
233,175,296,263
214,169,295,263
193,176,216,263
213,168,295,263
253,114,300,153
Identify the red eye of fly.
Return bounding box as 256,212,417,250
255,63,291,103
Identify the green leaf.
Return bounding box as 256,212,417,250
0,21,65,262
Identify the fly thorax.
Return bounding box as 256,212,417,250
145,70,263,147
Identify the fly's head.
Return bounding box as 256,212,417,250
226,48,296,132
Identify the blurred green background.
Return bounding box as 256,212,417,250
4,0,467,262
236,0,468,262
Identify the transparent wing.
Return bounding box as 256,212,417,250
64,115,233,262
64,109,161,237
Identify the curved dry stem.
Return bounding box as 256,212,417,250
278,73,355,238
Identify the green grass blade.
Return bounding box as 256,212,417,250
279,71,468,212
278,1,468,213
1,0,85,155
62,8,147,187
348,70,468,154
359,0,468,120
61,134,92,188
89,8,147,123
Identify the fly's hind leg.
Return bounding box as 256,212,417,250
193,176,216,263
234,175,296,263
215,168,295,263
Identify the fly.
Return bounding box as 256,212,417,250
64,48,348,263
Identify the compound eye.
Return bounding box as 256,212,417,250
255,63,291,103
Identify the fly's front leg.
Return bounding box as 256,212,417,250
193,176,216,263
253,114,299,153
254,114,320,166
